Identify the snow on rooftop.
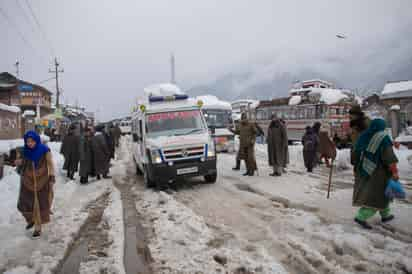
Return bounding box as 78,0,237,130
22,110,36,117
144,83,184,97
0,103,20,113
309,88,349,105
196,95,231,110
289,95,302,106
381,80,412,95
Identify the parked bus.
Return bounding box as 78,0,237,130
255,80,357,142
197,95,235,152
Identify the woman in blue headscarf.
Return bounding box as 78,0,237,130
16,131,55,238
352,118,399,229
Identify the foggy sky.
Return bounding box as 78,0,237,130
1,0,411,121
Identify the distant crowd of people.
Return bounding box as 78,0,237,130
60,123,122,184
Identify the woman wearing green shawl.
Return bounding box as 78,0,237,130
352,118,399,229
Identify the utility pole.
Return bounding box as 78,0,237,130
15,61,20,77
49,57,64,108
170,53,176,84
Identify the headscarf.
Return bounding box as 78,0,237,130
354,118,392,178
23,130,50,168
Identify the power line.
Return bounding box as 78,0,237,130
23,0,55,57
0,5,48,65
36,76,56,85
15,0,36,33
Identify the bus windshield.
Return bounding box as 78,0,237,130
203,109,232,129
146,110,207,137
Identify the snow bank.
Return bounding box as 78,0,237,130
0,139,24,155
0,103,20,113
289,95,302,105
309,88,348,105
382,80,412,95
144,83,184,97
197,95,231,110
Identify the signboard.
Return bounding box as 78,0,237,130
18,84,34,91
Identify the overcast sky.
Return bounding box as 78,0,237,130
1,0,411,120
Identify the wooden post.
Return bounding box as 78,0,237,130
327,159,334,199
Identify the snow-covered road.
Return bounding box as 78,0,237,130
1,137,411,274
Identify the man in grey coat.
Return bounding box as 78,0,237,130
267,115,288,176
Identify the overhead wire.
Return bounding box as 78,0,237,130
15,0,36,33
23,0,55,57
0,5,49,65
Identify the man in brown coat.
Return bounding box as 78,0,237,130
231,113,258,176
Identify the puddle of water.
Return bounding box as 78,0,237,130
58,240,88,274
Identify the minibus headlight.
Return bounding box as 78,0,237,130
150,149,163,164
207,140,215,158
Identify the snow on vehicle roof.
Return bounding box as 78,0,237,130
196,95,232,110
289,95,302,106
0,103,20,113
381,80,412,95
309,88,349,105
143,83,184,97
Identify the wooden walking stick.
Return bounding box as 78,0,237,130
327,158,334,199
32,162,42,230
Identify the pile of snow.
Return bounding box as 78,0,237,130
197,95,231,110
144,83,184,97
381,80,412,95
289,95,302,105
396,135,412,143
0,139,24,155
137,191,286,273
309,88,349,105
0,103,20,113
22,110,35,117
335,149,351,171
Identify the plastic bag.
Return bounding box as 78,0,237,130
385,179,406,200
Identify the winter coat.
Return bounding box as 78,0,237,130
352,145,398,210
319,131,337,160
104,131,115,159
17,152,54,225
267,120,288,168
79,136,93,178
60,133,80,172
231,120,258,171
302,130,319,170
90,133,110,175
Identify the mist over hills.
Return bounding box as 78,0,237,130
187,42,412,101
